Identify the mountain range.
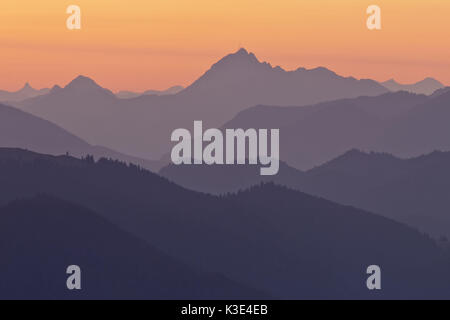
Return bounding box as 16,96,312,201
0,83,49,102
11,48,389,159
381,78,444,95
160,149,450,239
1,148,450,299
223,90,450,170
116,85,184,99
2,47,450,300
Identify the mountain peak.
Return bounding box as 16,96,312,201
52,75,116,99
65,75,101,89
418,77,442,86
63,76,116,97
211,48,262,69
19,82,35,93
236,47,249,55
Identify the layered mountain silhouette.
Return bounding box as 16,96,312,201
116,85,184,99
0,103,161,171
381,78,443,95
13,49,388,159
160,159,303,194
377,90,450,157
296,149,450,239
430,86,450,98
224,90,450,170
161,149,450,239
0,195,262,299
1,148,450,299
0,83,49,102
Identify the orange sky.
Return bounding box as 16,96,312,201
0,0,449,91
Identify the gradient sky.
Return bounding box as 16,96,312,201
1,0,449,91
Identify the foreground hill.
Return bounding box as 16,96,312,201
1,148,449,299
0,195,260,299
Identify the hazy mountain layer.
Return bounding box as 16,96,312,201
381,78,443,95
0,83,49,102
0,103,162,171
225,90,450,170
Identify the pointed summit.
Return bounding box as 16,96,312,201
23,82,33,89
235,47,250,56
211,48,262,69
19,82,36,93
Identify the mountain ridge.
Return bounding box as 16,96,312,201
0,83,50,102
0,103,162,171
12,48,389,160
381,77,444,95
1,147,450,299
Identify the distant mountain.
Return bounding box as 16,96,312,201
0,103,162,171
378,90,450,157
430,86,450,98
0,195,262,299
1,148,450,299
224,91,429,170
13,49,388,159
381,78,444,95
295,149,450,239
161,149,450,239
182,48,387,109
0,83,49,102
116,85,184,99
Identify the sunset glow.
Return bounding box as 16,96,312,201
1,0,449,91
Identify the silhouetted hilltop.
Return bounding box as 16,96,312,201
0,195,263,299
1,148,450,299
